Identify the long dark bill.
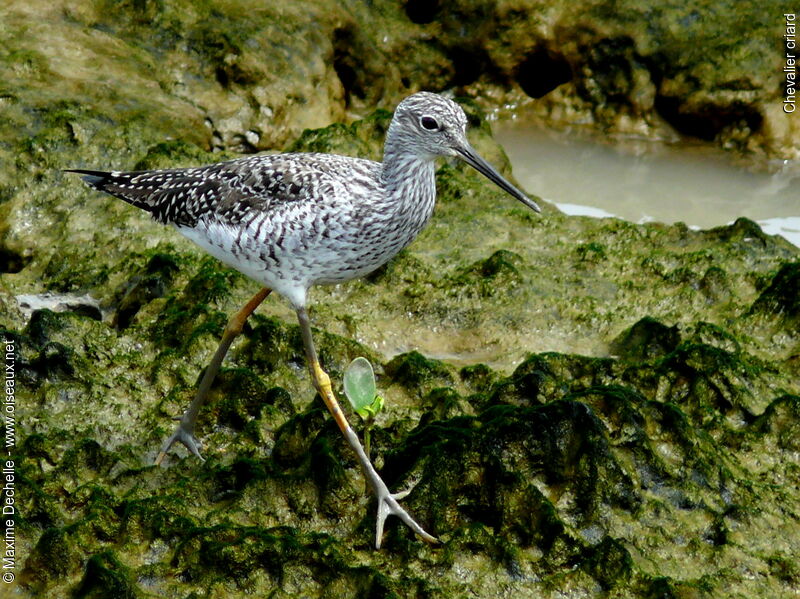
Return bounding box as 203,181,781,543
456,145,541,213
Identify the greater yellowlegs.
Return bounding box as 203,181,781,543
68,91,541,548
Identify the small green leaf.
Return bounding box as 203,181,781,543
354,395,384,420
344,357,377,417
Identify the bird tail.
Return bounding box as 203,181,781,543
65,168,163,215
65,169,108,188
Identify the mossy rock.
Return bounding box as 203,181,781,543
113,251,182,330
385,351,456,397
750,395,800,451
450,249,526,298
611,316,680,362
746,262,800,330
72,551,141,599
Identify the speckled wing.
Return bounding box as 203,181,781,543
67,153,378,229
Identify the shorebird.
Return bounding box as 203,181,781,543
67,91,540,548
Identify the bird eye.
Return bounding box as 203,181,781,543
420,116,440,131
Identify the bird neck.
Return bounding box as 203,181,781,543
377,133,438,247
380,127,437,200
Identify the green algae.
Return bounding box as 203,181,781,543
384,351,455,396
73,551,141,599
746,262,800,331
610,316,680,362
11,322,800,597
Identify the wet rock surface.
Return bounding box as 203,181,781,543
2,1,799,597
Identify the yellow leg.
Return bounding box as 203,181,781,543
155,287,272,464
296,307,438,548
310,361,351,434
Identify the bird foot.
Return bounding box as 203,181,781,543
369,472,438,549
155,420,205,465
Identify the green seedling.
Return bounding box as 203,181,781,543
343,357,384,459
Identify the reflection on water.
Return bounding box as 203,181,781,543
494,124,800,247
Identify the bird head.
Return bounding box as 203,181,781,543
389,92,541,213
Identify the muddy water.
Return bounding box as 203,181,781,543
494,124,800,247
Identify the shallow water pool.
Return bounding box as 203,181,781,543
494,124,800,247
